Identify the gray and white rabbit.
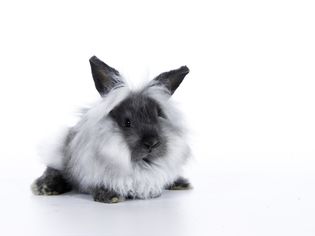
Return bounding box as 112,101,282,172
31,56,192,203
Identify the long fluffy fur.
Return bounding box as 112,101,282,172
43,84,190,199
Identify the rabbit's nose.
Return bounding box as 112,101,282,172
143,136,160,150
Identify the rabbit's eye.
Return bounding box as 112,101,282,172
124,118,131,128
157,107,165,118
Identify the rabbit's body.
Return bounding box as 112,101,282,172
32,56,191,203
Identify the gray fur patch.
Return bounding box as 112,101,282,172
109,92,167,162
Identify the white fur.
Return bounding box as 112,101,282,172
43,84,191,199
38,126,69,171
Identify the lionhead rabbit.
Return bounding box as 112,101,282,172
31,56,192,203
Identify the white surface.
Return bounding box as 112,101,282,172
0,154,315,236
0,0,315,235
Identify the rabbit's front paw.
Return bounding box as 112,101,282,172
93,187,124,204
31,168,72,195
166,177,192,190
31,181,59,195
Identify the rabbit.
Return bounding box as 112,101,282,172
31,56,192,203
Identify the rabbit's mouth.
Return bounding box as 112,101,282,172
132,152,157,164
135,152,154,161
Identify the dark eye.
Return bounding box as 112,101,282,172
157,107,165,118
124,118,131,127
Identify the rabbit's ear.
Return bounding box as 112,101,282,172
89,56,124,96
152,66,189,95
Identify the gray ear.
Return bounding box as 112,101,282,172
153,66,189,95
89,56,124,96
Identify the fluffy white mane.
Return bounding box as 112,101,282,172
42,83,190,199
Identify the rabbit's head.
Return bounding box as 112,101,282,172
89,56,189,163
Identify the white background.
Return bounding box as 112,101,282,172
0,0,314,235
